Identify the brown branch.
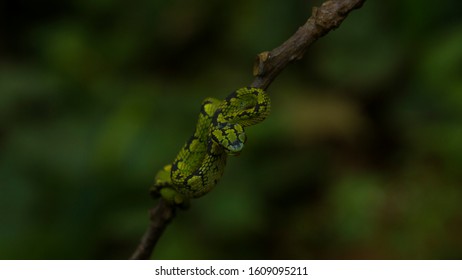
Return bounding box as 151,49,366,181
251,0,366,90
130,0,366,260
130,199,175,260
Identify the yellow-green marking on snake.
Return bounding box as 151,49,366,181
152,87,270,205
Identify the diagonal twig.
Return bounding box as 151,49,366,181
251,0,366,90
130,199,175,260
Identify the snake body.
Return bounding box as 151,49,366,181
152,87,270,205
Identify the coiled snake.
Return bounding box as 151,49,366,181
151,87,270,205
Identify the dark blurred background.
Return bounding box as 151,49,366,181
1,0,462,259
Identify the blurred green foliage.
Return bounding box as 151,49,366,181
1,0,462,259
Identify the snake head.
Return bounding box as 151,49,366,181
211,123,246,156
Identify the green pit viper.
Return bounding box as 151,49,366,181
151,87,270,206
